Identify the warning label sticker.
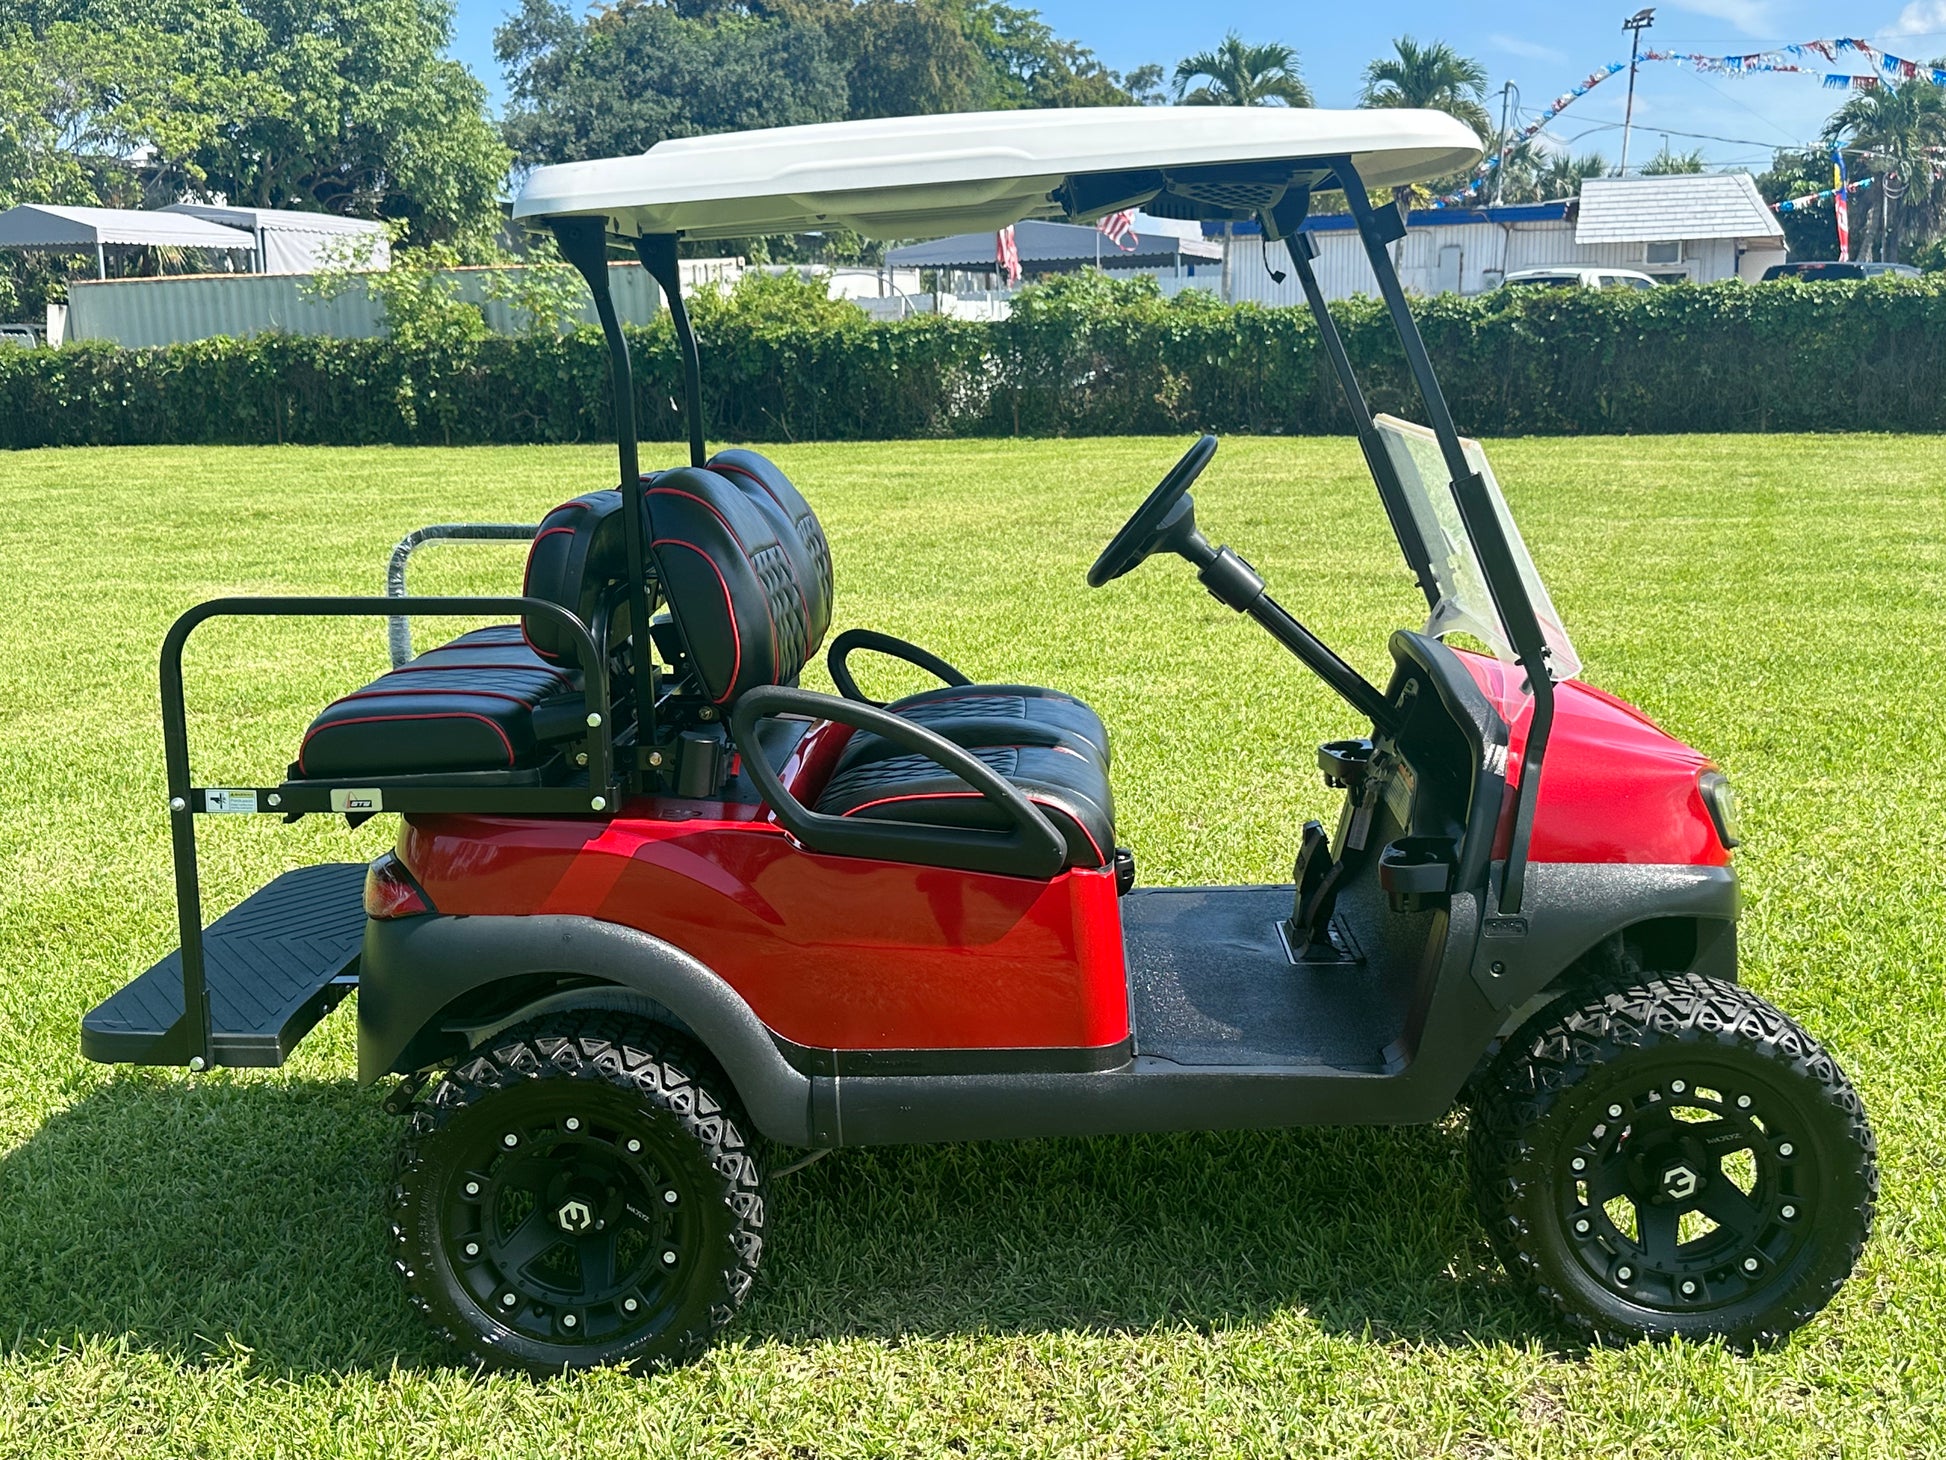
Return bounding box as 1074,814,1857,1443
204,788,259,814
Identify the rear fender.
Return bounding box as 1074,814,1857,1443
358,914,815,1146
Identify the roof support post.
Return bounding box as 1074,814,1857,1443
635,234,706,469
1337,161,1556,916
1276,224,1439,610
551,215,658,780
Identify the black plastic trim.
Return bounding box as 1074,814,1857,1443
773,1034,1135,1078
358,913,816,1145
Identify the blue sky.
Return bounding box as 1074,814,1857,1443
446,1,1946,171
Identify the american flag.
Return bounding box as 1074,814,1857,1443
1097,210,1138,251
996,224,1021,283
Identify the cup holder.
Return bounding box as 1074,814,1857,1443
1318,738,1374,789
1379,836,1456,913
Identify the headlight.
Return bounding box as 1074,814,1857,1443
1699,770,1741,850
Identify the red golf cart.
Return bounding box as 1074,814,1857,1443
83,107,1875,1372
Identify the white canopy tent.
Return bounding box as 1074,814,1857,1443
0,204,256,278
511,107,1484,241
161,203,390,273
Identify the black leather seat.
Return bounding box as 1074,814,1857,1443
646,467,1113,870
296,492,627,780
704,449,1111,771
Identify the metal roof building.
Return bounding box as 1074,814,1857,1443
161,204,390,273
0,204,256,277
1575,173,1784,247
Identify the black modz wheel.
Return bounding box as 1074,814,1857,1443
391,1015,765,1375
1469,972,1876,1347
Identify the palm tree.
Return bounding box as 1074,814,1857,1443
1172,33,1312,107
1823,78,1946,262
1360,36,1492,143
1640,144,1707,175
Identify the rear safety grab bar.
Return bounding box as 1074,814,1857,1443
827,628,972,705
386,523,540,667
729,684,1068,880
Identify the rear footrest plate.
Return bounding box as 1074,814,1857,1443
82,863,368,1068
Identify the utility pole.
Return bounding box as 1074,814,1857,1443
1619,8,1656,176
1493,81,1519,206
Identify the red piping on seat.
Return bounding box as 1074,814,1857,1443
327,688,541,706
652,538,741,704
390,662,569,676
706,463,819,645
836,789,1107,865
298,711,517,774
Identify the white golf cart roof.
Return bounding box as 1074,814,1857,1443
512,107,1483,241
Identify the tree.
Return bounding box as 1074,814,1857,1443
1821,77,1946,262
958,2,1143,109
1757,147,1843,259
498,0,849,165
1640,144,1707,175
1359,36,1491,142
1171,33,1311,107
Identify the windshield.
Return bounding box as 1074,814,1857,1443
1373,414,1580,681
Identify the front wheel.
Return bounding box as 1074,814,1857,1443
1468,972,1876,1347
390,1014,766,1374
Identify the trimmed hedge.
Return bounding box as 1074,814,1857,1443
6,276,1946,448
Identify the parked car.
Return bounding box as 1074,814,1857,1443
1760,261,1922,282
0,324,39,348
1501,266,1659,291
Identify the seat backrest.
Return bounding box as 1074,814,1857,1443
706,449,833,648
522,490,630,663
647,468,814,705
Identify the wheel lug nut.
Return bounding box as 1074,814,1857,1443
1781,1204,1797,1220
464,1181,481,1197
1682,1280,1698,1296
563,1313,578,1328
1671,1080,1687,1094
1575,1218,1590,1234
1736,1095,1752,1109
1778,1142,1794,1158
624,1297,639,1313
626,1138,642,1154
662,1249,678,1266
1616,1266,1633,1282
663,1189,678,1204
500,1292,517,1308
502,1133,518,1148
1743,1257,1760,1273
464,1242,480,1258
1571,1157,1587,1172
565,1117,580,1132
1607,1104,1623,1119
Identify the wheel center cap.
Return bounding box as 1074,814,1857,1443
556,1197,596,1233
1660,1163,1701,1201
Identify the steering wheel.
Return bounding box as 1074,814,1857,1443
1087,435,1218,588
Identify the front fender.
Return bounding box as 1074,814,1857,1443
358,914,815,1146
1470,862,1740,1010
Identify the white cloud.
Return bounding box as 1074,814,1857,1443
1662,0,1782,35
1489,33,1568,64
1882,1,1946,37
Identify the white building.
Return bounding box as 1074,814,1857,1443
1213,172,1787,305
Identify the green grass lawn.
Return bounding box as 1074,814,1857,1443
0,435,1942,1457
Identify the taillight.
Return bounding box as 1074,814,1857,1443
364,852,434,919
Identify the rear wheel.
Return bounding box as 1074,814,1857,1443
391,1014,765,1374
1468,972,1875,1347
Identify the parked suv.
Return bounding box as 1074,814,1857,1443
1760,261,1921,282
1500,267,1659,291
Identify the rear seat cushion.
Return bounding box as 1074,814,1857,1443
814,742,1114,869
299,660,574,777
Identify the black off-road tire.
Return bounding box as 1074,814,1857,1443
1468,972,1875,1348
391,1013,765,1375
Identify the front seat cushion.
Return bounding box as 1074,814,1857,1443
813,741,1113,870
